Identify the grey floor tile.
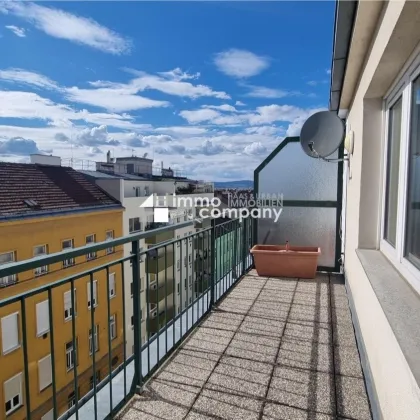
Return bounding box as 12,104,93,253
207,356,271,398
249,306,290,321
267,366,336,415
145,378,201,407
183,335,229,355
289,303,331,324
292,292,330,308
334,345,363,378
233,331,280,349
331,293,350,309
277,337,333,373
336,375,371,420
191,386,262,420
124,395,189,420
200,312,244,332
239,317,285,338
226,336,278,363
284,320,332,345
184,411,219,420
331,306,353,326
333,322,357,348
263,403,334,419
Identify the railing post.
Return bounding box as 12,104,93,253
241,217,247,275
131,239,142,392
210,225,215,309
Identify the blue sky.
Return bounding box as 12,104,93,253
0,1,334,181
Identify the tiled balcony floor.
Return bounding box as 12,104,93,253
118,270,371,420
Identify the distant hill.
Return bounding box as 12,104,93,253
214,180,253,189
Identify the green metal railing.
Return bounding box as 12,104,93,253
0,217,255,420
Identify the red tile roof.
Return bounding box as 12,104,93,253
0,162,121,218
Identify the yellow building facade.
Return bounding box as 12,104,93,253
0,161,125,420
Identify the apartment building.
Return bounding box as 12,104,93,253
79,154,214,356
0,156,124,420
330,1,420,417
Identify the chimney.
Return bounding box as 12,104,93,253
30,154,61,166
106,150,111,163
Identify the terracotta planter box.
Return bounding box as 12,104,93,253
250,244,321,279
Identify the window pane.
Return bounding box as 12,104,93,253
384,97,402,246
405,77,420,267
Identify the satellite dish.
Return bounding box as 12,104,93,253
300,111,344,160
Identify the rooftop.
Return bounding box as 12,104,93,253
0,162,122,218
119,271,371,420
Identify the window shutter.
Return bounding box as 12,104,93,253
38,354,52,391
36,300,49,336
93,281,97,305
1,313,19,353
4,373,22,402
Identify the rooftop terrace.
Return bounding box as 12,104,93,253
118,270,371,420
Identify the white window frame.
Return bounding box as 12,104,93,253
89,325,99,355
4,372,22,415
86,234,97,261
381,53,420,294
110,314,116,340
108,272,116,298
106,230,114,254
64,289,76,321
0,251,17,287
1,312,20,354
87,280,98,309
34,245,48,276
66,340,77,371
62,239,75,268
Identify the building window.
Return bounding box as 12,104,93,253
382,67,420,286
177,260,180,271
1,312,19,354
89,325,99,355
106,230,114,254
135,186,141,197
129,218,142,233
68,391,76,409
38,354,52,391
87,280,98,309
36,300,50,337
110,315,117,340
0,251,17,287
139,247,144,262
62,239,75,268
405,75,420,268
109,273,116,298
4,373,22,415
34,245,48,276
66,341,77,371
176,235,180,247
89,371,100,390
64,290,76,321
130,282,133,297
86,234,96,261
177,283,180,295
131,316,134,329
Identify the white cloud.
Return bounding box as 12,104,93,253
154,126,208,136
203,104,238,112
76,125,119,146
235,101,245,106
179,109,221,124
244,142,267,155
65,86,169,113
245,126,281,136
158,68,200,81
244,84,298,99
5,25,26,37
2,2,131,54
0,90,152,131
326,69,331,75
0,68,58,89
0,137,41,155
307,80,328,87
214,49,270,78
125,133,150,148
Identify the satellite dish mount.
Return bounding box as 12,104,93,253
300,111,347,163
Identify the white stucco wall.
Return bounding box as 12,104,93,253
343,1,420,417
